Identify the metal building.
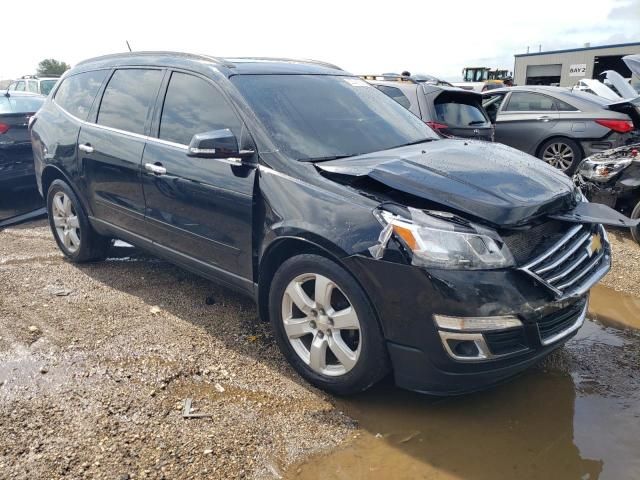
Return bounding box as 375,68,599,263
513,42,640,87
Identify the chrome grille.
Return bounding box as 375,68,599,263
520,224,610,297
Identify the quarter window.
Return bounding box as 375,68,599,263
159,72,241,146
374,85,412,110
504,92,555,112
555,99,578,111
97,69,163,135
55,70,108,120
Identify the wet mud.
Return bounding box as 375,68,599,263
289,303,640,480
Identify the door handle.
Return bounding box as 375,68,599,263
536,116,552,122
144,162,167,175
78,143,94,153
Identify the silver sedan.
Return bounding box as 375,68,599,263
483,86,638,174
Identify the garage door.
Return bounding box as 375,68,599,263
526,64,562,77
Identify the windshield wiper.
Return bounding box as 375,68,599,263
385,138,436,150
299,154,356,163
468,120,487,126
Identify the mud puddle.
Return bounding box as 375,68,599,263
288,299,640,479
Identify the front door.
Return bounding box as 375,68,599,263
141,71,256,283
79,68,164,234
494,91,559,155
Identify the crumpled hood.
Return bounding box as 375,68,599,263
317,139,577,227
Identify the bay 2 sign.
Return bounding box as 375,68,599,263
569,64,587,77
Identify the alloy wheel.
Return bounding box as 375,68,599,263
542,142,574,171
51,191,81,253
281,273,362,376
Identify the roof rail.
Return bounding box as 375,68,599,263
76,51,234,68
359,74,417,83
224,57,343,71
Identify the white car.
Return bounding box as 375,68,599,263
8,76,59,96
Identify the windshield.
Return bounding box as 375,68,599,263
231,75,436,161
39,79,58,95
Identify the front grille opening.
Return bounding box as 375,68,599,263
501,220,567,265
484,328,527,356
537,300,586,341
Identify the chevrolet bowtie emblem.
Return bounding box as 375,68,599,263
587,233,602,257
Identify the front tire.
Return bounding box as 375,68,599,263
539,137,583,175
631,199,640,244
268,254,389,395
46,179,111,262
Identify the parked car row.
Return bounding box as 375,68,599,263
371,74,639,176
27,52,637,396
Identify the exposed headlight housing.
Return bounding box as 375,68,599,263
578,156,632,182
373,208,514,270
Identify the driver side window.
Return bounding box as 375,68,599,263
159,72,242,146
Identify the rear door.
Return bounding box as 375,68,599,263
78,68,164,235
493,91,560,154
141,70,256,283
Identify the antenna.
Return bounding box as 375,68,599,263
126,40,132,52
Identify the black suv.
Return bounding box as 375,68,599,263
31,52,625,395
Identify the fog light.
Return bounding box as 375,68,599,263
449,339,480,357
433,314,522,331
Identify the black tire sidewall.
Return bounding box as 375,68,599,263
46,179,105,262
539,137,583,175
631,199,640,244
268,254,389,395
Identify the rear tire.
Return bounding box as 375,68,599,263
538,137,583,175
268,254,390,395
631,199,640,245
46,179,111,262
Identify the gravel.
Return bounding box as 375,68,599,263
0,220,355,480
1,220,638,479
600,228,640,297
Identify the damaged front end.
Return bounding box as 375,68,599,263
575,144,640,242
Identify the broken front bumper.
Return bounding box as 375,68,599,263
343,248,607,395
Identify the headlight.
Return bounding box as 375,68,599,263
578,157,632,182
374,208,514,269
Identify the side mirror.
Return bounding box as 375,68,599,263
187,129,254,161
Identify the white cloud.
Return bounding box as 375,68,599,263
2,0,639,81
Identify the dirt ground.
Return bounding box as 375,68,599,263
0,221,639,479
599,228,640,297
0,220,354,480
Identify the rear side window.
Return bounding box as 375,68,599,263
40,80,58,96
55,70,108,120
0,96,45,114
97,69,164,135
159,72,241,145
434,93,489,127
554,99,578,111
504,92,555,111
374,85,412,110
15,82,25,92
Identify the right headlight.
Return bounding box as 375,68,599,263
578,157,632,182
373,208,514,270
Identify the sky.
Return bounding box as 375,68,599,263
2,0,639,81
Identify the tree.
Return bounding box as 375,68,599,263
36,59,71,77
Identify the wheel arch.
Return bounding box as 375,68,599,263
257,237,348,323
535,135,584,159
41,165,92,216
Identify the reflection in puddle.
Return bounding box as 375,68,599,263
289,320,640,480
